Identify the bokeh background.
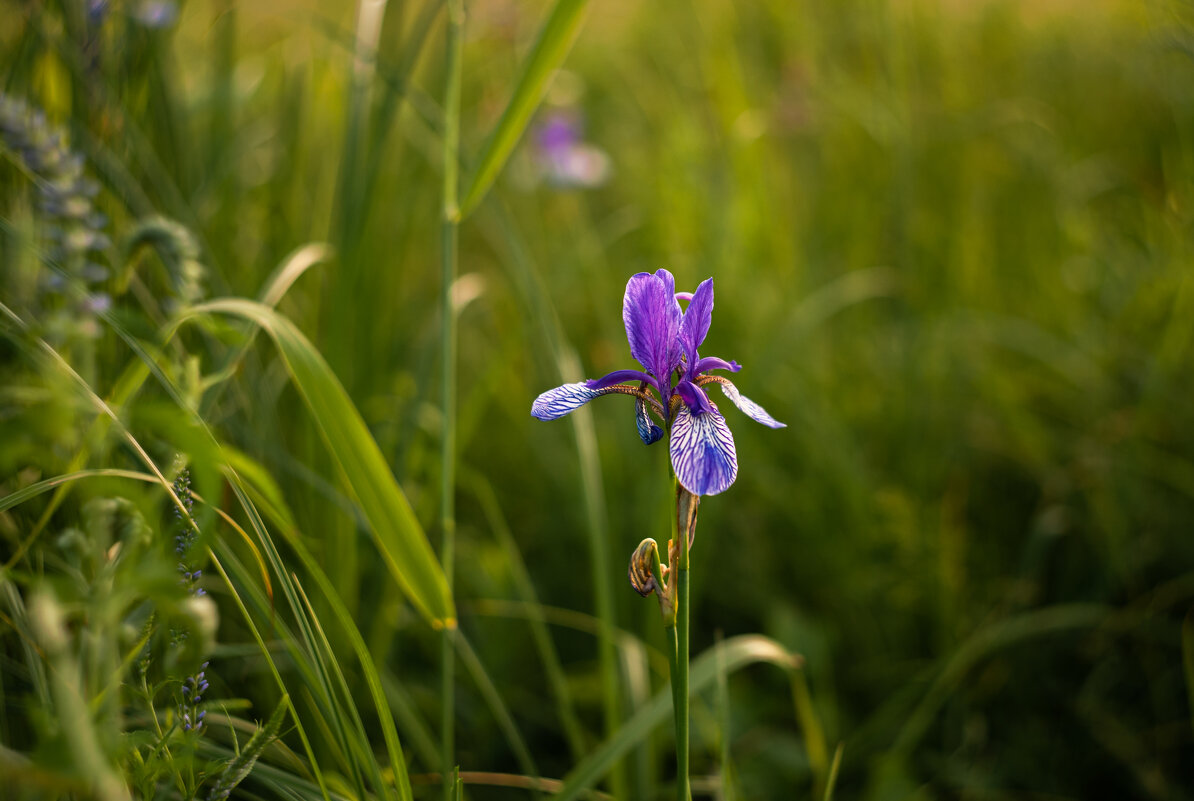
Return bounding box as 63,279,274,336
2,0,1194,798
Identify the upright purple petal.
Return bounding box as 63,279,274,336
678,278,714,372
655,268,677,300
714,380,786,429
669,404,738,496
623,271,682,380
531,383,604,420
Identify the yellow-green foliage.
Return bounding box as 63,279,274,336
1,1,1192,799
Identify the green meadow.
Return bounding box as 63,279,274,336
2,0,1193,798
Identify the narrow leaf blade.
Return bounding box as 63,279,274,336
458,0,589,218
206,696,290,799
189,299,455,628
554,635,800,801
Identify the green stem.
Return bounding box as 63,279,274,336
440,1,464,799
664,621,681,755
676,518,691,801
665,473,692,801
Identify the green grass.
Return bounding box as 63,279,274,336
2,0,1194,799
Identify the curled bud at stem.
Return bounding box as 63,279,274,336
629,537,661,597
629,537,675,621
630,534,678,625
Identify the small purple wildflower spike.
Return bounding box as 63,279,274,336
0,94,114,339
171,466,214,735
532,273,784,495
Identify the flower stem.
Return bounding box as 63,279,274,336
440,1,464,799
665,476,692,801
664,621,681,759
675,490,691,801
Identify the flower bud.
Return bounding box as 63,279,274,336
629,537,661,597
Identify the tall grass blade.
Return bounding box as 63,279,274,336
204,696,290,801
29,591,130,801
286,543,415,801
457,0,590,218
259,243,334,309
0,240,321,567
207,552,333,801
791,667,828,794
63,297,403,797
463,469,587,759
455,632,539,787
0,582,50,718
219,448,299,535
715,631,735,801
203,465,414,798
382,672,441,771
0,303,185,517
553,635,801,801
481,199,624,796
1182,614,1194,733
823,743,844,801
893,604,1110,754
439,1,466,796
187,299,455,628
290,577,403,801
0,469,153,513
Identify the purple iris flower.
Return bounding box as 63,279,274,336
531,270,784,496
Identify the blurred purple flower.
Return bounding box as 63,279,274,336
134,0,178,28
82,293,112,315
537,112,580,155
533,110,611,189
88,0,109,23
532,271,784,495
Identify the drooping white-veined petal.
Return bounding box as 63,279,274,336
669,403,738,496
635,395,664,445
709,378,786,429
531,382,603,420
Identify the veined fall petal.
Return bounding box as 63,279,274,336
669,403,738,496
531,382,604,420
701,376,786,429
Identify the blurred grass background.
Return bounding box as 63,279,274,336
2,0,1194,798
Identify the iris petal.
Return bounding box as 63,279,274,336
693,356,740,374
715,380,786,429
675,379,714,415
531,383,605,420
623,270,682,380
635,396,664,445
678,277,714,369
669,404,738,496
586,368,655,391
